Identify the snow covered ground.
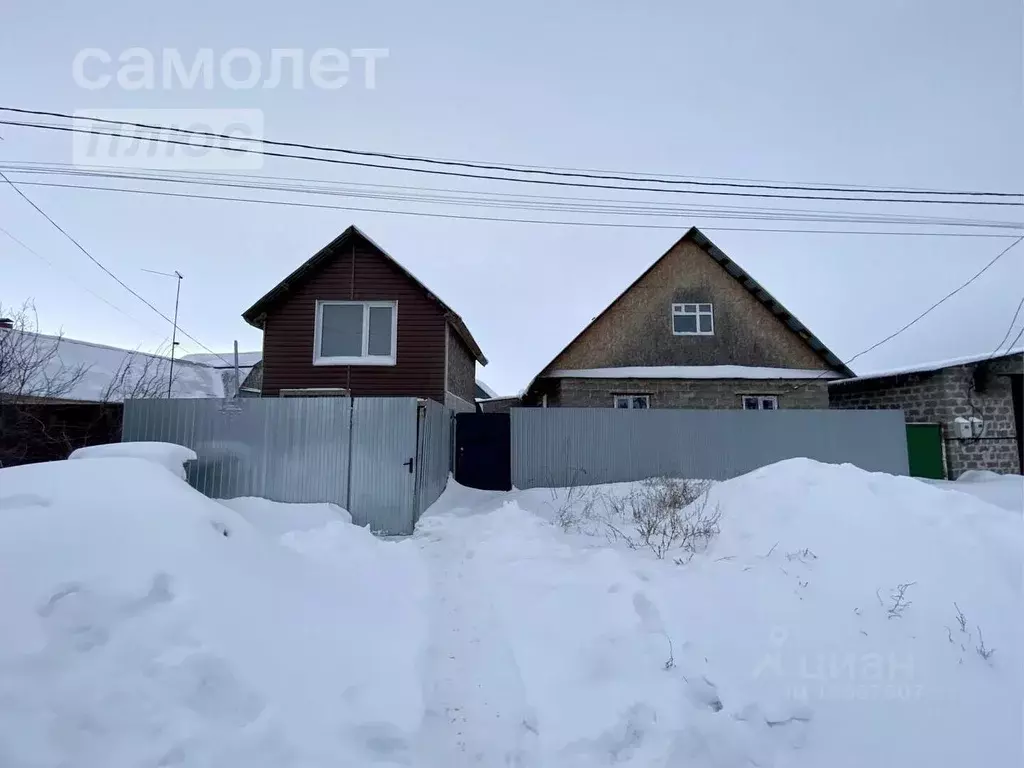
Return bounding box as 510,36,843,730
0,445,1020,767
924,471,1023,513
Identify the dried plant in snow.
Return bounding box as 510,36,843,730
886,582,916,619
605,477,720,560
976,627,995,661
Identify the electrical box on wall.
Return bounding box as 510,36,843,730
952,417,972,439
969,416,985,438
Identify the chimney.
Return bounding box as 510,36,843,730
0,318,13,330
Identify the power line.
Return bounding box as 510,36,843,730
3,163,1021,231
0,171,232,365
796,236,1024,387
10,178,1024,238
4,118,1022,208
0,222,158,330
10,160,1016,218
2,106,1019,199
1003,324,1024,356
985,294,1024,360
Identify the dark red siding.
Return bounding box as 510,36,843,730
260,240,447,400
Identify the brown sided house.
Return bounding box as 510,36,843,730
524,227,852,408
242,225,486,410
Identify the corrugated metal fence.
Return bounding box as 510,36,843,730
122,397,452,534
415,399,453,518
511,408,909,488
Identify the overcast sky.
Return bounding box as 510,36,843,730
1,0,1021,394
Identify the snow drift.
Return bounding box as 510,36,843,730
0,450,1019,767
0,456,427,767
69,441,198,479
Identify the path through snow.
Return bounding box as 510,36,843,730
417,498,540,766
412,497,780,767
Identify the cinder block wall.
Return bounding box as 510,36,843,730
829,362,1021,478
553,378,830,409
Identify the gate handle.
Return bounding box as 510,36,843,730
404,457,414,473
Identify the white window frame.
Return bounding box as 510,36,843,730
742,395,779,411
613,394,650,409
313,300,398,366
671,303,714,336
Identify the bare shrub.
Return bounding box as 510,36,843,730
101,345,180,401
0,301,88,404
954,602,968,634
549,468,600,533
976,626,995,661
0,300,178,404
885,582,915,619
605,477,720,559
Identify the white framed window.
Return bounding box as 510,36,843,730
313,300,397,366
613,394,650,409
742,395,778,411
672,303,714,335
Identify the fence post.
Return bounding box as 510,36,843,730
344,397,355,513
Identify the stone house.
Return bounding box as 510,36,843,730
523,227,852,409
829,349,1024,478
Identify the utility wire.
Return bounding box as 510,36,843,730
3,118,1021,208
1002,324,1024,356
10,160,1020,222
11,178,1023,238
0,222,157,330
2,106,1019,199
984,294,1024,360
3,163,1021,231
795,236,1024,387
0,171,232,365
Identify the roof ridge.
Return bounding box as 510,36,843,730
524,227,851,392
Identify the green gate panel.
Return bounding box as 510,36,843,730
906,424,944,479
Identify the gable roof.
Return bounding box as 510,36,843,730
531,227,853,383
242,225,487,365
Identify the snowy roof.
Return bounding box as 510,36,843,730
180,351,262,368
475,379,498,399
1,330,236,401
548,365,844,380
830,344,1024,385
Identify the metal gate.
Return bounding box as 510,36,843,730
454,412,512,491
346,397,419,533
123,396,453,535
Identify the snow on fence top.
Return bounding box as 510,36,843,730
547,365,845,380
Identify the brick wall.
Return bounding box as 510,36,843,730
445,323,476,404
552,377,830,409
829,358,1022,477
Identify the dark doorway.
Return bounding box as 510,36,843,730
455,412,511,491
1010,374,1023,473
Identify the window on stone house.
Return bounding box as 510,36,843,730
613,394,650,409
672,303,714,335
742,395,778,410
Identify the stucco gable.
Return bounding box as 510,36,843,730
542,228,849,375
